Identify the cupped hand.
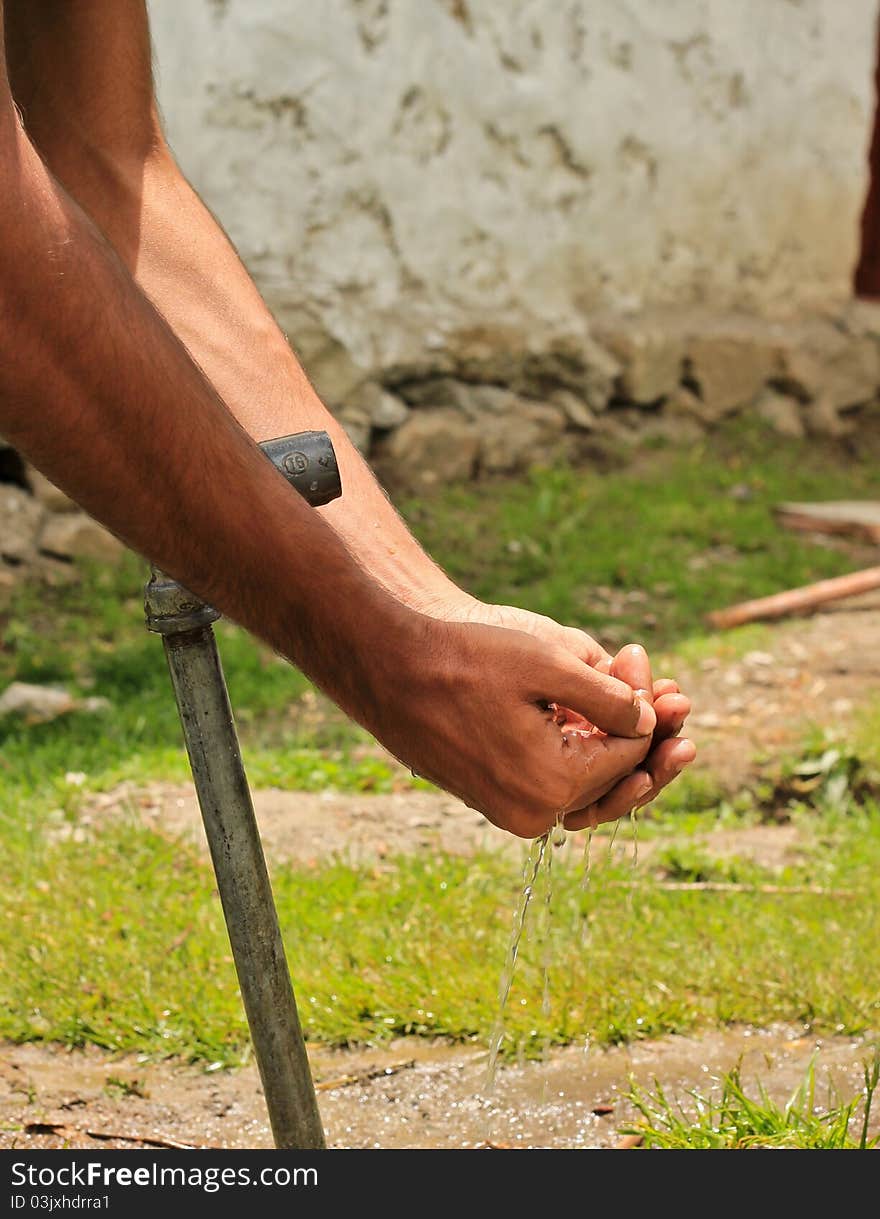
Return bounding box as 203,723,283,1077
365,613,657,840
560,644,696,831
418,594,694,836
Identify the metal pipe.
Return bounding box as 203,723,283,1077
144,431,341,1149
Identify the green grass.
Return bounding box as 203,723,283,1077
0,555,411,814
1,793,878,1064
623,1054,880,1149
403,417,880,648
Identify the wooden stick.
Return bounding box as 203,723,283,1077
706,566,880,630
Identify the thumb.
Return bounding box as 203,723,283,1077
537,651,656,739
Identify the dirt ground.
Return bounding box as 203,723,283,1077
4,598,880,1150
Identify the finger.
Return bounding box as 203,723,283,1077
563,768,654,831
562,728,653,808
543,655,656,738
563,736,696,831
611,644,653,701
640,736,697,800
558,625,614,671
653,678,680,699
653,691,691,741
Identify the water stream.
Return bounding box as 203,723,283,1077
482,831,549,1096
483,805,641,1111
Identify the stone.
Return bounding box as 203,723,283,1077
580,340,622,412
550,389,596,430
0,681,75,721
664,385,714,425
1,486,44,563
26,467,78,513
596,325,685,403
395,376,466,409
343,381,410,430
451,383,535,421
641,412,705,446
370,390,410,430
840,297,880,340
686,333,775,416
754,389,805,438
477,402,568,473
776,325,880,408
802,395,855,438
374,409,480,489
39,513,125,562
334,408,372,455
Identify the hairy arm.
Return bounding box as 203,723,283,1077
4,0,462,618
0,6,665,839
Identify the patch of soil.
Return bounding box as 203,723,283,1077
1,1026,875,1150
681,595,880,794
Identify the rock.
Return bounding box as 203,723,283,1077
0,681,75,721
686,333,775,415
26,467,78,513
1,486,44,563
664,385,714,425
802,395,855,438
38,513,124,562
374,409,480,489
754,389,805,438
550,389,596,430
817,335,879,408
370,390,410,430
840,297,880,340
335,408,372,455
640,412,705,446
395,376,463,409
579,339,623,412
776,325,880,408
596,325,685,402
343,382,410,430
477,403,568,473
451,383,538,421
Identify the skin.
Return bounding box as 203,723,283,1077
0,1,694,838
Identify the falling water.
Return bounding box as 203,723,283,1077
482,831,549,1096
631,807,640,870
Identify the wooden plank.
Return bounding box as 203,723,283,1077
775,500,880,544
706,566,880,629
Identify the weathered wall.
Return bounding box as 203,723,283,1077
150,0,877,397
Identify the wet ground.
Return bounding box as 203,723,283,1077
1,1025,875,1150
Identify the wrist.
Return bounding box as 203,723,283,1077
409,582,480,621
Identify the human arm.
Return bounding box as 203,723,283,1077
0,8,662,838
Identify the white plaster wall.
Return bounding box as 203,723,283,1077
149,0,877,380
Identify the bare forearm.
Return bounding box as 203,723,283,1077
0,116,413,723
3,0,466,613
